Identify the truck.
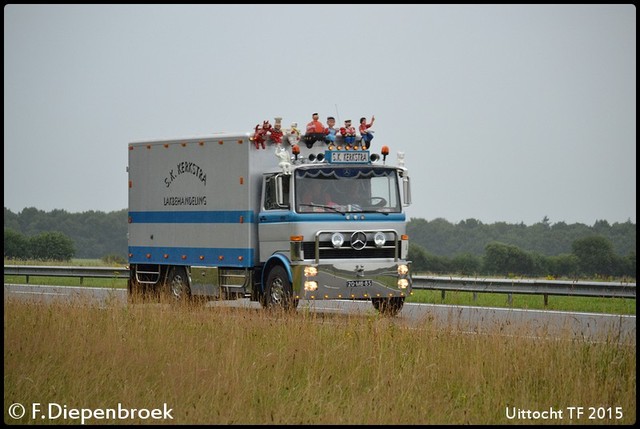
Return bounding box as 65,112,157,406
127,119,413,316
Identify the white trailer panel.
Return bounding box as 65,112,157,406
128,134,277,267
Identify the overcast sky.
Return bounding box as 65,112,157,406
4,4,636,226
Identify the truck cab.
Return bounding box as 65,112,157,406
257,140,412,316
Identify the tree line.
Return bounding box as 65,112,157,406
4,207,127,262
3,207,636,279
408,238,635,279
408,216,635,278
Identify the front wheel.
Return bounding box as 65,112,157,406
372,297,404,317
263,265,298,311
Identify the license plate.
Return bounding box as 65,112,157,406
346,280,372,288
327,151,370,164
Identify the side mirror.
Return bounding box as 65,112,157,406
275,174,285,206
402,174,412,206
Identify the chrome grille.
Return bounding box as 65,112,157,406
303,230,399,261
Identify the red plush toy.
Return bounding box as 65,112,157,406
269,117,283,144
252,120,272,149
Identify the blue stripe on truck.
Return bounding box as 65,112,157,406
258,211,406,223
128,246,254,267
129,210,255,224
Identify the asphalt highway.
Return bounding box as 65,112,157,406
4,283,636,344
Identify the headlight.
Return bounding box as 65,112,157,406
331,232,344,248
397,278,409,289
304,266,318,277
397,264,409,275
304,281,318,291
373,231,386,247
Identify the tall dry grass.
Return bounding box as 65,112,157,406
4,296,636,425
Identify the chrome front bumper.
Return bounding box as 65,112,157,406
291,260,411,301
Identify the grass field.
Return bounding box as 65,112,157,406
4,296,636,425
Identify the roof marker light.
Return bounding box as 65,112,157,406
381,145,389,163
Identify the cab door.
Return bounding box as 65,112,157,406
258,173,293,262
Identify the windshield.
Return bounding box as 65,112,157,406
295,167,401,213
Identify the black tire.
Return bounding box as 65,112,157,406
264,265,298,311
372,297,404,317
162,266,191,303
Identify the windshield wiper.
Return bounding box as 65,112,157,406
345,204,390,215
298,203,345,214
357,209,389,215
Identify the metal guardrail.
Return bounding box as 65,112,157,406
411,275,636,305
4,265,636,302
4,265,129,285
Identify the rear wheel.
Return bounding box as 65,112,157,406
372,297,404,317
264,265,298,311
162,266,191,303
